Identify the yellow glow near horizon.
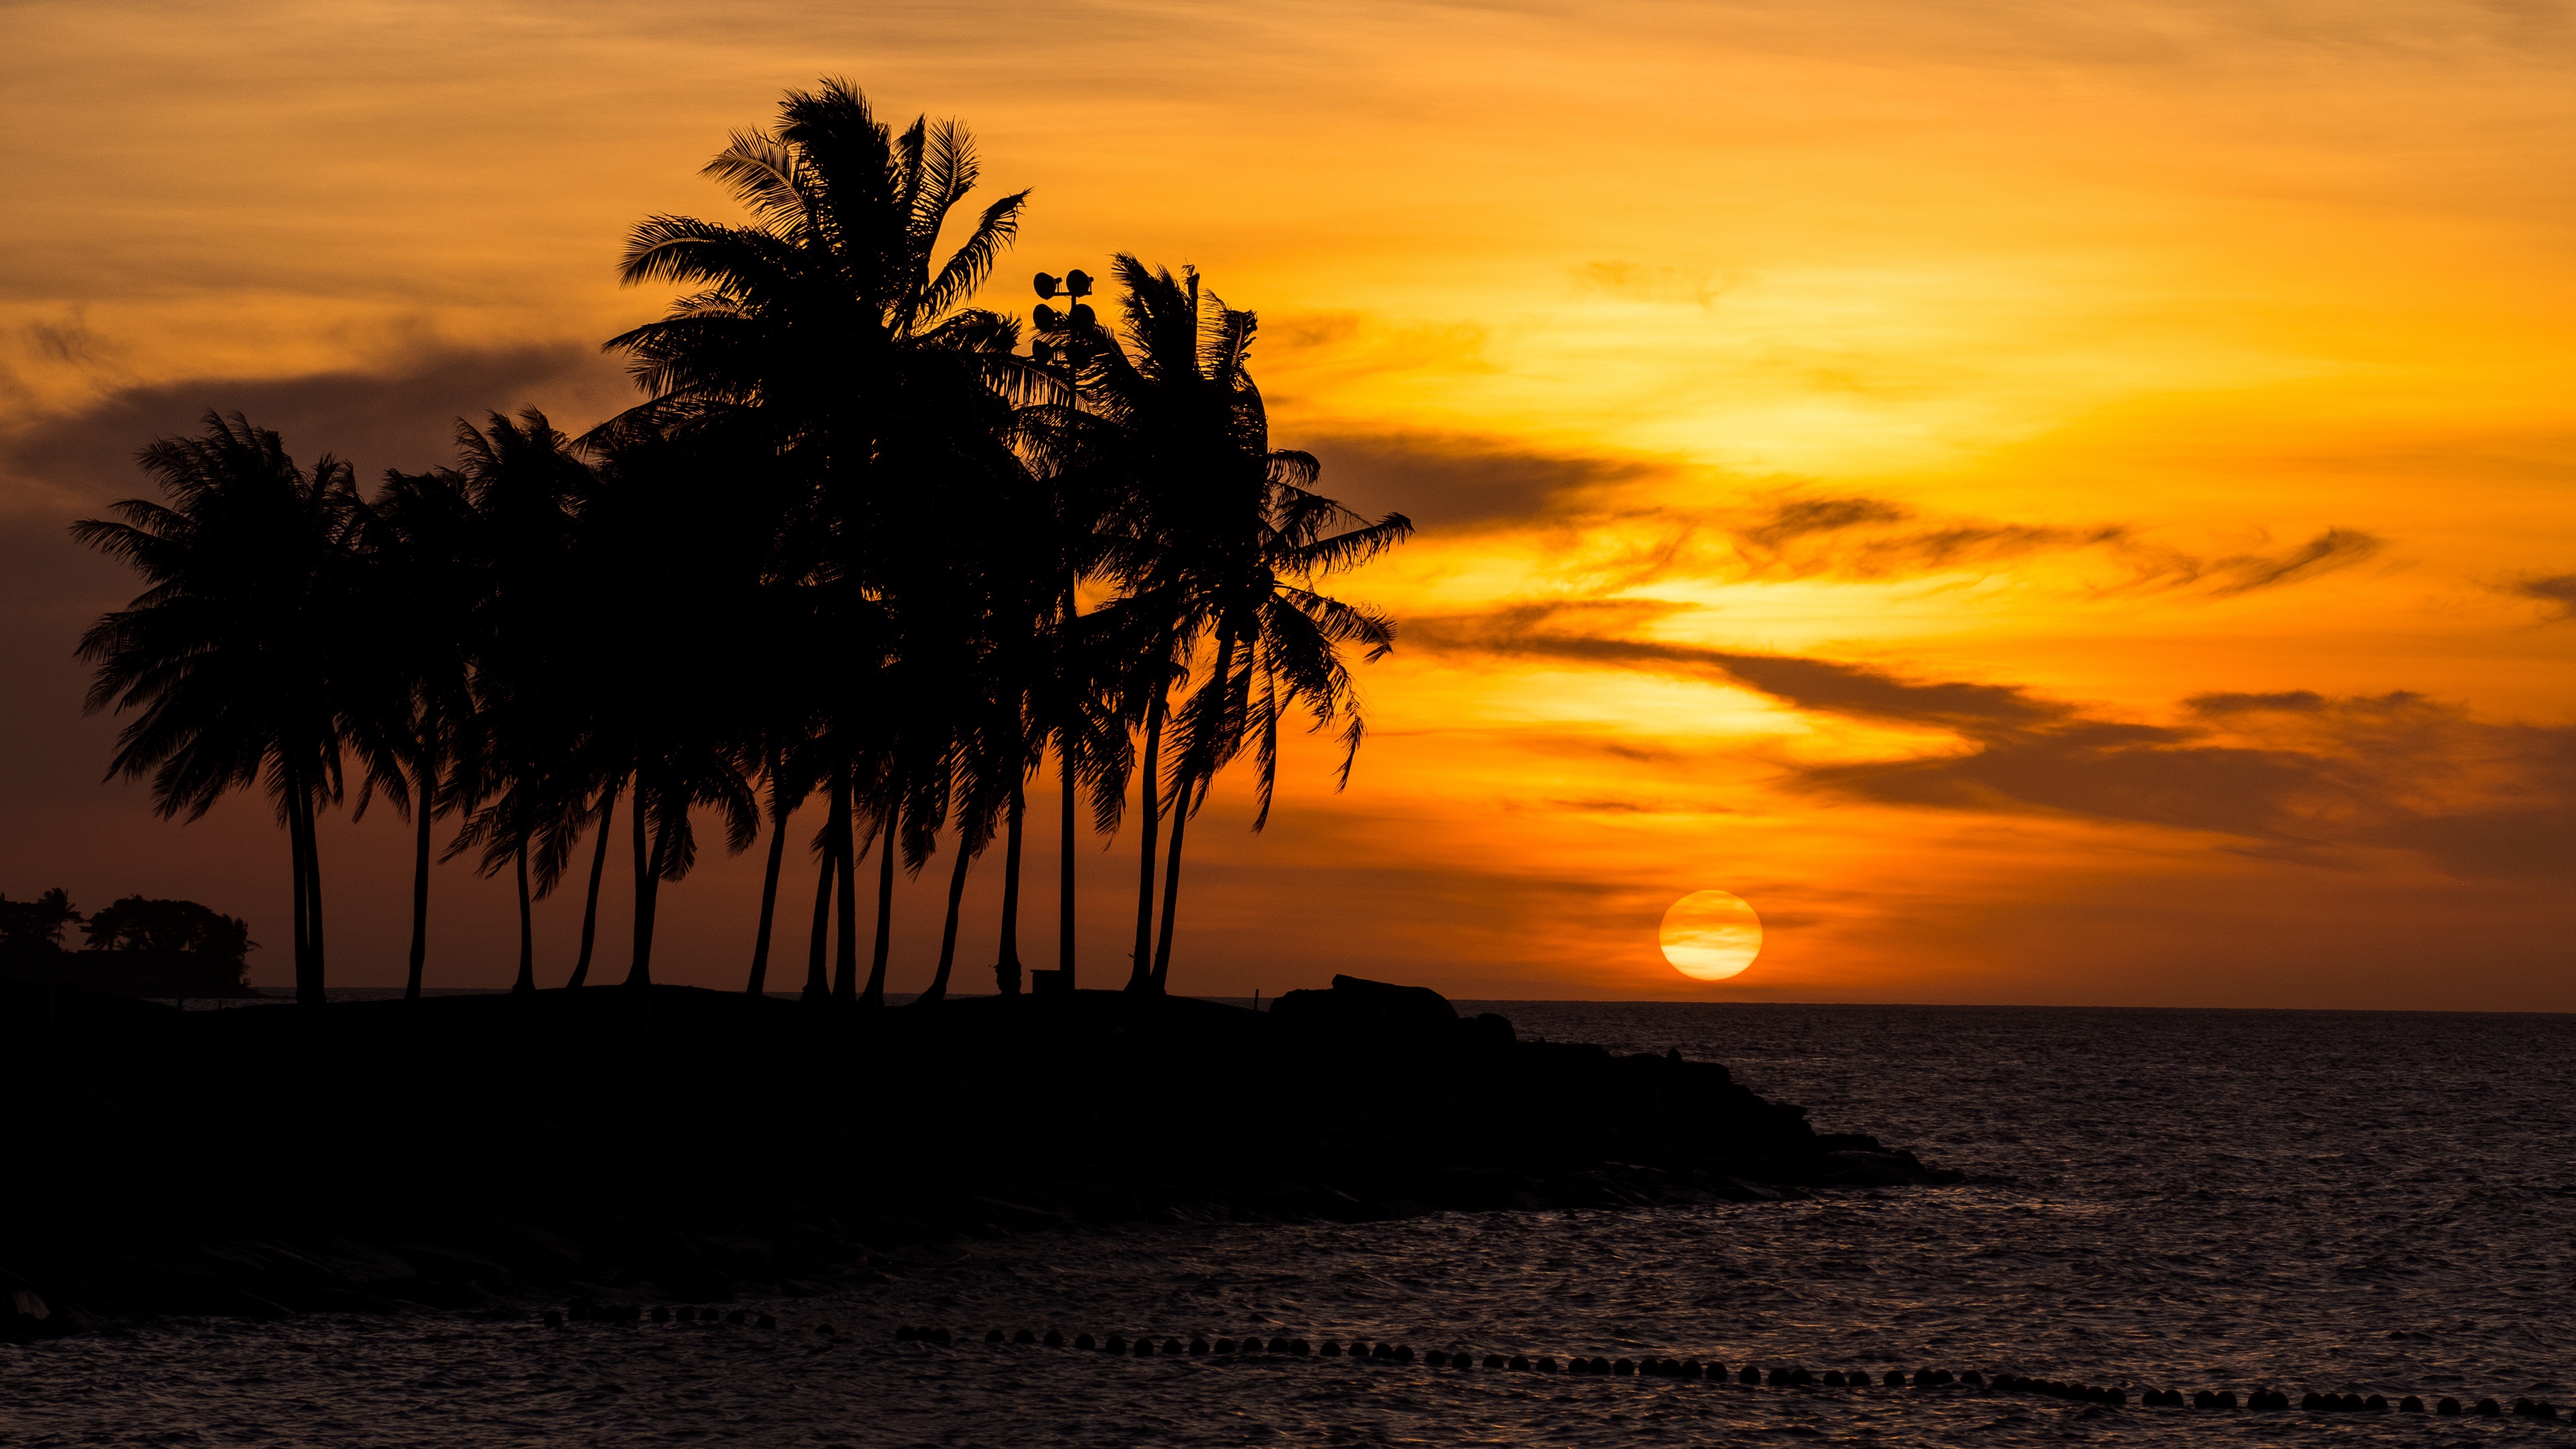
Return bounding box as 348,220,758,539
1659,891,1764,981
1,0,2571,1006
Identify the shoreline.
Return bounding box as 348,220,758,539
1,981,1957,1340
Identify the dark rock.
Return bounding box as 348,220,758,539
2477,1399,2501,1416
1536,1356,1558,1373
1161,1338,1184,1354
1267,975,1458,1033
2438,1397,2461,1414
726,1310,747,1325
1189,1338,1209,1354
1824,1371,1846,1386
1741,1367,1762,1385
1882,1371,1904,1387
1290,1339,1310,1356
1427,1350,1449,1366
2215,1390,2237,1408
540,1309,563,1328
1790,1367,1813,1386
1613,1358,1635,1375
2365,1394,2387,1411
1680,1360,1703,1379
1319,1340,1340,1356
1045,1330,1065,1346
983,1328,1002,1343
650,1306,669,1323
1102,1334,1124,1352
924,1326,948,1344
2400,1395,2424,1412
756,1314,776,1330
1485,1354,1507,1368
1014,1329,1036,1344
1268,1336,1289,1353
1131,1337,1152,1356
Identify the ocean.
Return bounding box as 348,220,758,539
9,1002,2573,1446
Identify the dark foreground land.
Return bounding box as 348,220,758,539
0,981,1951,1337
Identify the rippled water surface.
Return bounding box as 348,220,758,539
11,1003,2576,1446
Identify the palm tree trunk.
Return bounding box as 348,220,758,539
830,772,861,1004
861,799,896,1007
1150,778,1194,991
800,821,836,1004
404,755,434,1001
566,776,618,989
1059,742,1077,989
1152,631,1232,993
299,776,327,1002
286,765,317,1005
995,779,1025,995
916,828,975,1006
1126,690,1165,992
624,786,659,987
746,770,789,995
511,840,535,994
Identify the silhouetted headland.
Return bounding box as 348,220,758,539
1,975,1951,1336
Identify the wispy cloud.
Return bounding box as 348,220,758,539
2506,572,2576,621
1406,602,2576,879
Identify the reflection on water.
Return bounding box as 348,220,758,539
10,1003,2573,1446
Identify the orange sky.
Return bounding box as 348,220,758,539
3,0,2570,1006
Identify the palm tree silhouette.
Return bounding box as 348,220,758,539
1069,260,1411,994
351,462,477,1000
70,85,1417,1010
74,412,365,1005
608,77,1037,1004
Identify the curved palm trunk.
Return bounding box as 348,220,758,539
916,829,975,1006
994,779,1025,995
1149,782,1193,992
800,820,835,1003
565,777,618,989
511,841,535,994
623,786,660,988
404,753,435,1001
861,799,897,1007
1152,633,1234,993
1059,743,1077,989
1126,690,1165,993
745,771,790,995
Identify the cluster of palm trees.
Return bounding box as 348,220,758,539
73,80,1411,1008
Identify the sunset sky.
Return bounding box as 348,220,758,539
3,0,2569,1006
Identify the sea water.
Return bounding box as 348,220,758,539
8,1002,2573,1446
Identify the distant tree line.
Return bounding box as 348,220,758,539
71,81,1410,1008
0,888,255,991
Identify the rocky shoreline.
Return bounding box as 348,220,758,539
0,977,1955,1339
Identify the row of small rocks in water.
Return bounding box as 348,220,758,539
889,1324,2564,1421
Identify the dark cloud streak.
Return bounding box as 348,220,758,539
1408,600,2576,879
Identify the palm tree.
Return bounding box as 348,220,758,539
608,78,1040,1001
578,415,765,987
353,463,479,1000
1073,259,1412,994
74,412,364,1005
